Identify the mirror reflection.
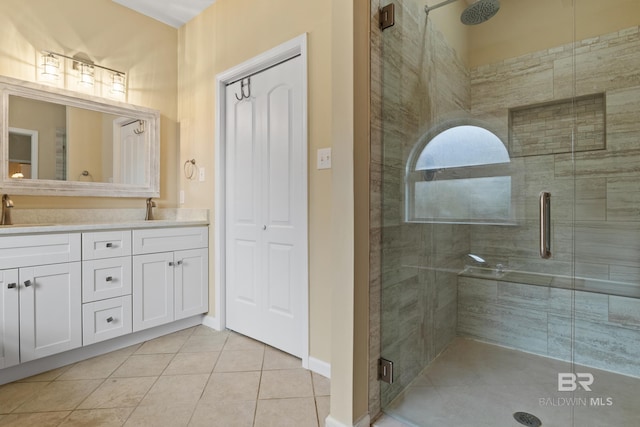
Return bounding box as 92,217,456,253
8,95,147,185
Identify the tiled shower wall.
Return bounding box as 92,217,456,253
458,277,640,377
469,26,640,283
458,25,640,380
370,0,472,414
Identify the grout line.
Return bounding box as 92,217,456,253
185,328,230,426
118,325,198,426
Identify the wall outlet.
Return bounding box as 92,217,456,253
317,148,332,169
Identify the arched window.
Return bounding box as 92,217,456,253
406,124,513,224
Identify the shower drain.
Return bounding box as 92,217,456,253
513,411,542,427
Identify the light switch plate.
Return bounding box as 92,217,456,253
317,148,332,169
198,167,205,181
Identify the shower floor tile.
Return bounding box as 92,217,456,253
376,338,640,427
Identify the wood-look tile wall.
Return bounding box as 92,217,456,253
458,277,640,377
470,25,640,286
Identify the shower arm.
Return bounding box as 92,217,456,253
425,0,459,16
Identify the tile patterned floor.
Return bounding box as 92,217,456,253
0,326,330,427
376,338,640,427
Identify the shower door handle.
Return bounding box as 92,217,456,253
539,191,551,259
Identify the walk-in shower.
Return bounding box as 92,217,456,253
371,0,640,425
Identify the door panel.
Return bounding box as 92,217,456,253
233,101,257,224
267,85,293,225
266,243,294,316
133,252,174,331
225,55,305,357
0,269,19,368
19,262,81,362
232,240,258,306
174,248,209,320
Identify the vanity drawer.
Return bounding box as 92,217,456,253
82,256,132,303
133,226,208,255
82,295,132,345
0,233,80,269
83,230,132,260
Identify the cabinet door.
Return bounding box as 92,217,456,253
133,252,174,331
19,262,82,362
174,248,209,320
0,269,19,368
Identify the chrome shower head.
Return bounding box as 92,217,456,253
460,0,500,25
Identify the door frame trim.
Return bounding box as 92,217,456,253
213,33,309,368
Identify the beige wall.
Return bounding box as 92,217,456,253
469,0,640,67
178,0,334,365
0,0,178,208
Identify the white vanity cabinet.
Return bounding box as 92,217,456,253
132,227,208,332
0,223,209,380
0,233,82,368
81,231,133,345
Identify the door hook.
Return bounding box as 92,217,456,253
133,120,145,135
235,77,251,101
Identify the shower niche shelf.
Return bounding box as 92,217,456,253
508,93,606,157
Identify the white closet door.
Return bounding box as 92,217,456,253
225,56,305,357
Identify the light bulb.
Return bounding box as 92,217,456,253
111,73,126,94
40,53,60,80
78,62,94,86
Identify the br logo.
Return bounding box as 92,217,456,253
558,373,594,391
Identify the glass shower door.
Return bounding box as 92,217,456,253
376,0,640,426
568,2,640,425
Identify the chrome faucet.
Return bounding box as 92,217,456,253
1,194,13,225
145,197,156,221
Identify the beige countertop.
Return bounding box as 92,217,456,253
0,208,209,235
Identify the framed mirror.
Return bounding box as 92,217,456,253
0,76,160,197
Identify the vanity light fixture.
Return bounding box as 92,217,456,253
40,51,126,95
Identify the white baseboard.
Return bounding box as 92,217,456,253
201,314,221,331
308,356,331,379
325,414,371,427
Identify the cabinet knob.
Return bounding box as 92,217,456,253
7,283,16,289
106,316,114,323
106,242,113,248
169,261,174,267
24,280,32,287
106,276,113,282
176,260,183,266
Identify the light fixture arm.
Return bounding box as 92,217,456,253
42,50,125,76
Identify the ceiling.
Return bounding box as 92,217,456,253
112,0,217,28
